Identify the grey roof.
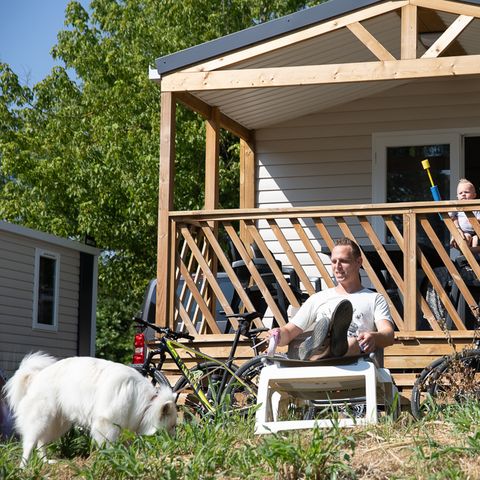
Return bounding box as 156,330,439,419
155,0,382,75
155,0,480,75
0,221,101,255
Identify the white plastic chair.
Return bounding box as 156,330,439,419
254,353,399,434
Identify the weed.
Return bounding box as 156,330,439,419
49,426,92,459
1,402,479,479
259,421,355,480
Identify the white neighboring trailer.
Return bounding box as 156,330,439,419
0,221,100,377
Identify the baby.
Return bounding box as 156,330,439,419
449,178,480,249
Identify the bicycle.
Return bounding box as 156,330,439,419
131,312,267,418
410,320,480,420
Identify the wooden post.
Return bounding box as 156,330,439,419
157,92,176,328
404,212,417,330
205,107,220,211
240,137,255,245
204,107,221,329
401,4,417,59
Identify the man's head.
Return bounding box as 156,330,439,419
331,237,363,287
457,179,477,200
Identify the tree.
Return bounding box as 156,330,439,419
0,0,324,361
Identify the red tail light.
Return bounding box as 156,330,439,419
132,332,145,364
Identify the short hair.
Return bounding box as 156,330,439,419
458,178,476,192
334,237,362,259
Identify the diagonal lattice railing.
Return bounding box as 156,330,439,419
166,200,480,337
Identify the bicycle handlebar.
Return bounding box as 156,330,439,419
132,317,195,341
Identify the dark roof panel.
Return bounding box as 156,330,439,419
155,0,383,75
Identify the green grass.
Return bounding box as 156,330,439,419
1,403,479,480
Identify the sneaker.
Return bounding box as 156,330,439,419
329,299,353,357
298,317,329,361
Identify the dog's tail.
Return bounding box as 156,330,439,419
3,352,57,414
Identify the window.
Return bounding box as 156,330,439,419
33,249,60,331
373,131,461,245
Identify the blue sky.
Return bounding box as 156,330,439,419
0,0,89,86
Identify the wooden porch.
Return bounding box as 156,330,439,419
151,0,480,402
158,201,480,401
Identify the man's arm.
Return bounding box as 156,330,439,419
268,322,304,347
347,319,394,355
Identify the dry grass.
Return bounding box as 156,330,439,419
2,406,479,479
351,417,480,480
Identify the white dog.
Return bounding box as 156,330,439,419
4,352,177,466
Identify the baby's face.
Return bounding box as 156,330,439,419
457,183,477,200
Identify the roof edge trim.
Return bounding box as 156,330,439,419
155,0,382,75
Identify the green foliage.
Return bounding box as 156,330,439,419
259,423,355,480
2,405,480,479
49,427,93,459
0,0,324,360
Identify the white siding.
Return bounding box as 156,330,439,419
255,76,480,276
0,230,81,376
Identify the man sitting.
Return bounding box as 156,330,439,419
268,237,394,360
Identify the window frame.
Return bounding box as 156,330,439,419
32,248,60,332
372,130,462,203
372,129,462,241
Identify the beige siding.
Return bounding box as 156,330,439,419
0,230,80,376
255,76,480,277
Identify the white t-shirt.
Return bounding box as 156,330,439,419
291,287,392,337
449,211,480,235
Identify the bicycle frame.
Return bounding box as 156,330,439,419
146,335,257,415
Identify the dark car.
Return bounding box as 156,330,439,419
138,273,235,335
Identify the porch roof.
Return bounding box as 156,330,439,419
155,0,382,75
153,0,480,131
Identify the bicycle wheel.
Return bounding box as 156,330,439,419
224,356,266,416
150,368,171,388
411,349,480,419
132,363,171,388
173,361,237,419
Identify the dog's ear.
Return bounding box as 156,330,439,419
160,400,176,420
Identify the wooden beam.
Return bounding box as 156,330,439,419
292,219,335,289
403,213,417,330
178,256,221,334
268,219,317,296
161,54,480,91
346,22,396,61
422,15,474,58
401,5,417,59
174,91,252,141
205,107,220,211
182,1,409,73
384,216,440,331
219,112,253,142
240,138,255,210
204,107,220,324
175,91,211,117
412,0,480,18
201,224,262,328
417,7,467,57
157,92,176,328
239,138,255,243
246,221,301,308
224,222,288,325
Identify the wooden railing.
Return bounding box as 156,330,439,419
165,200,480,338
